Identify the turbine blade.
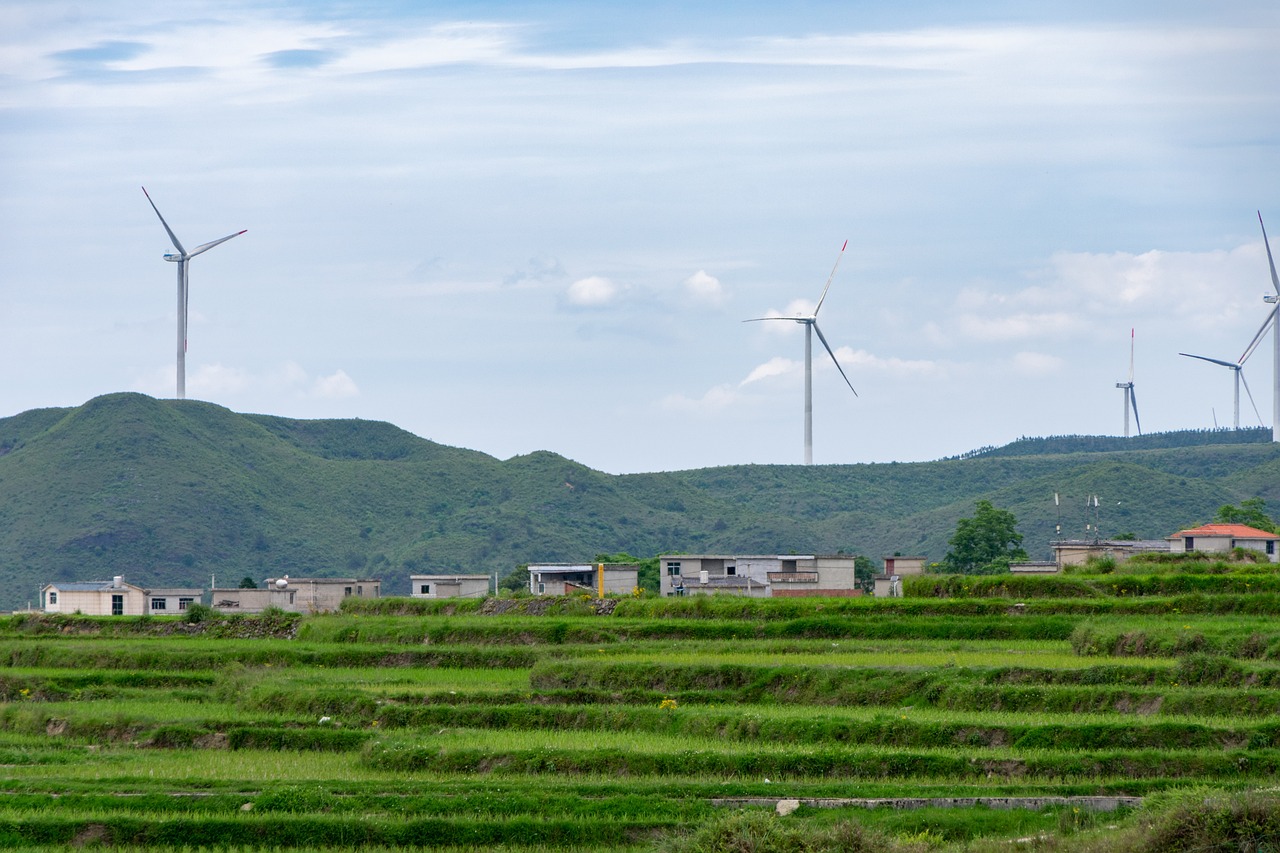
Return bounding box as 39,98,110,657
1260,211,1280,295
1240,370,1265,427
812,239,848,317
1239,305,1278,365
1178,352,1238,370
187,229,247,258
743,316,793,323
812,321,857,396
142,187,187,256
1128,386,1141,435
1128,327,1135,383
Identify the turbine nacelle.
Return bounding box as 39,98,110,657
163,253,184,263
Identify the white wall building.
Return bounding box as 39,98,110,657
658,554,859,598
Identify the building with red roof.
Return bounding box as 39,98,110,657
1168,524,1279,562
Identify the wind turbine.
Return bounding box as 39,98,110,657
1176,351,1263,430
1249,211,1280,442
746,240,857,465
142,187,246,400
1115,328,1141,437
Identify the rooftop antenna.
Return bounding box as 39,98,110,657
1054,491,1061,538
142,187,246,400
745,240,858,464
1115,328,1141,437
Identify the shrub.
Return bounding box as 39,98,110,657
182,603,217,624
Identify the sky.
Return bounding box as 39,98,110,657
2,1,1280,474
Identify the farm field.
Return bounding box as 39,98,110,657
4,563,1280,850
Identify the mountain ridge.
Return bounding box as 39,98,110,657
0,392,1276,610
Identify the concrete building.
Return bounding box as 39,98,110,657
40,576,201,616
1168,524,1280,562
659,554,859,598
210,576,381,613
410,574,490,599
1051,539,1169,569
528,564,639,596
882,556,926,576
1009,561,1061,574
41,577,146,615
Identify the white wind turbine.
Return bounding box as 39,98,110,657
1249,212,1280,442
142,187,246,400
1176,350,1263,430
1115,328,1141,437
746,240,857,465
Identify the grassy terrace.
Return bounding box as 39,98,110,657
3,565,1280,851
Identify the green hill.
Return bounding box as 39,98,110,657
0,392,1277,610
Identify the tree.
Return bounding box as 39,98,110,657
853,556,876,593
1214,498,1278,534
237,576,257,589
943,500,1027,574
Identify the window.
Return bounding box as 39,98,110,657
151,599,167,611
420,584,430,595
726,566,736,576
1268,541,1276,556
344,586,353,596
178,598,193,611
1184,537,1194,551
47,591,57,605
537,582,545,594
357,585,363,596
111,594,124,616
666,561,682,576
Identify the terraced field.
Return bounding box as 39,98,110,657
3,559,1280,851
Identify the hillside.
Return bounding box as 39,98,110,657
0,393,1277,610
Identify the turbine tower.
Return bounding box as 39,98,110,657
1252,212,1280,442
142,187,246,400
1115,328,1141,437
746,240,857,465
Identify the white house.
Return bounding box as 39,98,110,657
410,574,490,599
1168,524,1279,562
658,554,859,598
40,576,200,616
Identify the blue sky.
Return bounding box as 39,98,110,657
2,1,1279,473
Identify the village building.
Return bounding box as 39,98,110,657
873,555,927,598
1051,539,1169,569
410,574,490,599
527,563,639,596
1168,524,1280,562
659,554,859,598
210,576,381,613
39,576,201,616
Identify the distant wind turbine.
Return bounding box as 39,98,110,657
1176,352,1263,430
1249,212,1280,442
142,187,246,400
1115,328,1141,437
745,240,857,465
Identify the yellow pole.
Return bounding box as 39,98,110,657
597,563,604,599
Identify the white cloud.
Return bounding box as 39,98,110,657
660,383,740,414
833,347,948,378
565,276,619,307
683,269,724,305
311,369,359,399
131,361,356,402
1011,351,1065,377
741,356,799,385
